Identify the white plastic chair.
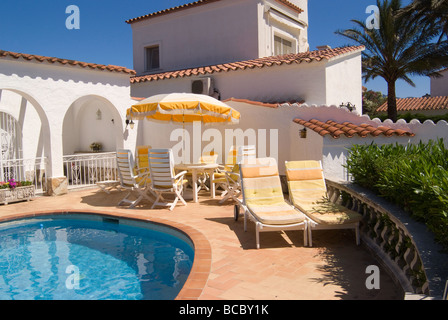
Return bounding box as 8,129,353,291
148,149,188,211
116,149,154,208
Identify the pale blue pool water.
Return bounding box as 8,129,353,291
0,215,194,300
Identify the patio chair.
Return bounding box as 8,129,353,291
148,148,188,211
212,146,240,203
237,157,308,249
213,145,257,204
285,160,362,246
116,149,154,209
135,145,152,184
136,145,152,173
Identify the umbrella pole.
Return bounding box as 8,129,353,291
182,112,186,164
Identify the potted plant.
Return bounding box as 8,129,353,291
0,179,35,205
90,142,102,152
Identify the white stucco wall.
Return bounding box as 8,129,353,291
325,52,363,114
430,69,448,97
130,61,326,103
0,57,135,178
130,0,309,75
131,0,259,75
257,0,309,57
131,51,362,111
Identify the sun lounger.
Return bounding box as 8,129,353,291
238,157,308,249
285,160,362,246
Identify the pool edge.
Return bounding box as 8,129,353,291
0,209,211,301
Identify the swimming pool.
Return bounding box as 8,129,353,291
0,214,194,300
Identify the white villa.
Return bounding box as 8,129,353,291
431,68,448,97
0,0,444,196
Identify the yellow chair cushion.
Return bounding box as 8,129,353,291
155,178,188,189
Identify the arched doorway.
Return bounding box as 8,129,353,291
0,111,22,161
62,95,124,189
0,111,23,182
0,88,50,192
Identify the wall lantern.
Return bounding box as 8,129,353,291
300,128,307,139
339,102,355,112
125,119,135,130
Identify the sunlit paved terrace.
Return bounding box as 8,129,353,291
0,188,404,300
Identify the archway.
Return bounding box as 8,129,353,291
0,88,51,191
63,95,124,155
62,95,124,188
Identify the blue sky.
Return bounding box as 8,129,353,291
0,0,427,98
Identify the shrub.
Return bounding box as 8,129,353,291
0,179,33,190
345,139,448,250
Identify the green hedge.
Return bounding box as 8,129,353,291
345,139,448,250
375,112,448,123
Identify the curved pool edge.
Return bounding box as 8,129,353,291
0,209,212,300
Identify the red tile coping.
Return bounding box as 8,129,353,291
131,46,365,83
126,0,303,24
0,50,136,75
377,96,448,112
294,118,415,139
0,209,211,300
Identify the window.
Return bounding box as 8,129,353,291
274,35,293,55
145,45,160,71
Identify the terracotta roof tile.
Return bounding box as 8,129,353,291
131,46,364,83
0,50,136,75
293,118,415,139
377,96,448,112
274,0,304,13
126,0,303,24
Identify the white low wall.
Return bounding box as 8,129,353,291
294,105,448,181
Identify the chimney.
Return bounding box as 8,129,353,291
317,45,332,51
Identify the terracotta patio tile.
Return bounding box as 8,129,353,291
0,188,404,300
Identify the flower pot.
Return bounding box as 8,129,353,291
0,185,35,205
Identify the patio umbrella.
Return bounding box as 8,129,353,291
126,93,240,124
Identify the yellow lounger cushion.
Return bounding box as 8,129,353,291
295,197,362,225
248,203,306,225
243,174,305,225
285,161,362,225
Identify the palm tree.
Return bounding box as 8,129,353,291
336,0,448,121
401,0,448,43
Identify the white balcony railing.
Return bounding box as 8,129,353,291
0,157,47,194
63,152,117,190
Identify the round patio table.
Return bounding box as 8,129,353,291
175,163,219,203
